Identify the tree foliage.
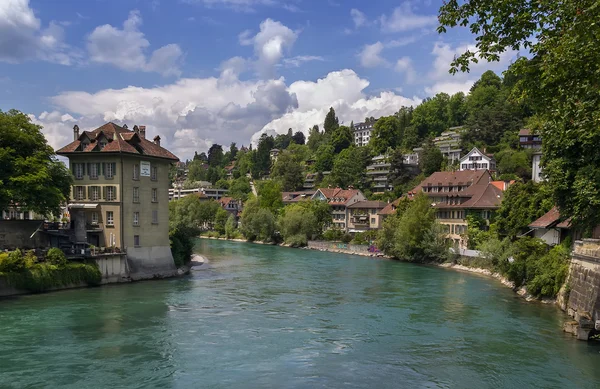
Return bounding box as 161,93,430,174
370,116,401,154
0,110,72,217
419,141,444,176
438,0,600,229
271,149,304,191
323,107,339,134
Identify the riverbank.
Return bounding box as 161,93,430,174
198,236,556,304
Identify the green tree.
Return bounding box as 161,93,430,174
256,180,283,213
214,208,229,235
314,143,335,173
251,134,275,179
292,131,306,145
240,197,277,242
419,141,443,176
228,176,252,201
370,116,402,154
323,107,339,134
437,0,600,229
207,144,224,167
271,149,304,191
0,110,72,217
330,147,366,189
278,203,318,246
387,149,414,195
330,125,353,154
228,143,238,162
224,214,237,239
495,149,531,181
307,125,325,151
411,93,451,139
187,160,208,182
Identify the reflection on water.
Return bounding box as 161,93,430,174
0,239,599,389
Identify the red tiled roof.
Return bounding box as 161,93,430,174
219,197,233,207
529,207,571,229
315,187,363,205
282,190,316,203
519,128,532,136
56,122,178,161
409,170,490,194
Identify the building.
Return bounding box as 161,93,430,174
367,155,393,192
270,149,280,161
353,120,376,147
404,151,420,166
312,188,367,230
346,201,387,233
304,173,316,189
282,190,316,205
459,147,496,171
56,122,179,279
433,128,463,163
519,128,542,149
168,186,228,201
408,170,506,248
532,152,544,182
2,206,44,221
224,162,236,179
528,207,572,246
219,197,242,219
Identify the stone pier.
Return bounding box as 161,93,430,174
562,239,600,340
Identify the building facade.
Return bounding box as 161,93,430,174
57,123,179,279
532,152,544,182
459,147,496,171
366,155,393,192
353,121,375,147
433,128,463,163
346,201,387,233
312,188,367,231
519,128,542,149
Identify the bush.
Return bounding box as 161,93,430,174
3,262,102,292
527,244,570,297
0,249,33,273
46,248,67,267
286,234,307,248
323,229,344,241
170,227,196,267
341,233,353,244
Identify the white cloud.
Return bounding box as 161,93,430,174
87,10,183,76
395,57,416,83
241,18,298,78
380,2,437,33
0,0,76,65
182,0,296,13
282,55,324,68
252,69,421,144
34,69,419,160
424,81,475,95
358,42,388,68
350,8,367,28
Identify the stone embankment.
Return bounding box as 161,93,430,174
306,241,387,258
562,239,600,340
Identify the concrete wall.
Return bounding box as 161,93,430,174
0,220,48,250
94,254,130,284
126,245,177,280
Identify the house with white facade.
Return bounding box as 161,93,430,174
532,152,544,182
459,147,496,172
353,121,376,147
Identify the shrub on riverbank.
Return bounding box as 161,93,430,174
0,249,101,292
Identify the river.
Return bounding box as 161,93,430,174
1,239,599,388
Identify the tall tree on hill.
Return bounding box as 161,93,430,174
438,0,600,229
0,110,72,217
419,141,444,176
271,149,304,191
411,93,451,139
370,116,402,154
292,131,305,145
208,144,224,167
323,107,339,134
330,125,353,154
229,143,238,162
314,143,335,173
251,134,275,179
307,125,325,151
387,149,413,193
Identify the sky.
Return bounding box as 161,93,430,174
0,0,519,161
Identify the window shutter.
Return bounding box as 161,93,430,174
82,163,86,176
101,163,105,176
87,163,90,176
113,186,117,200
71,163,76,174
112,163,116,176
87,186,91,199
97,163,101,176
102,186,106,200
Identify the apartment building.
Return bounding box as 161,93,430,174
519,128,542,149
312,188,367,230
57,122,179,279
459,147,496,171
346,201,387,233
353,120,376,147
169,186,228,201
408,170,505,249
367,155,393,192
433,128,463,163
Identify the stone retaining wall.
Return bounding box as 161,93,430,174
307,241,380,256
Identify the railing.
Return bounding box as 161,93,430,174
86,222,103,231
42,222,70,230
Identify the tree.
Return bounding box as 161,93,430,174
495,149,531,181
323,107,339,134
330,125,353,154
229,143,238,162
214,208,230,235
0,110,72,217
207,144,224,168
224,214,237,239
271,150,304,191
370,116,402,154
387,149,413,194
256,180,283,213
187,160,207,182
307,125,325,151
228,176,252,201
419,141,443,176
251,134,275,178
314,143,335,173
240,197,277,242
292,131,305,145
437,0,600,229
274,132,292,150
411,93,451,139
330,147,367,189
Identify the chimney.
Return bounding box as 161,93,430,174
73,125,80,141
139,125,146,139
153,135,161,147
133,125,139,134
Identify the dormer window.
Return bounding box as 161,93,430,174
99,140,107,150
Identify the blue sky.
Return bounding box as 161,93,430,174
0,0,517,160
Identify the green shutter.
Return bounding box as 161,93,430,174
101,162,105,176
112,163,117,176
97,163,101,176
71,163,75,174
82,163,86,176
86,163,90,176
102,186,106,200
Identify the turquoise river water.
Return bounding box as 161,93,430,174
1,239,599,388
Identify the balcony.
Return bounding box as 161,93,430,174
366,170,389,175
86,222,103,232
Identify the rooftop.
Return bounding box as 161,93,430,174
529,207,572,229
348,200,387,209
56,122,178,161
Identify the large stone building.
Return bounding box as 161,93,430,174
408,170,506,249
57,123,179,279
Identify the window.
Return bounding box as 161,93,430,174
91,186,100,201
107,186,115,201
134,235,140,247
152,210,158,224
151,166,158,181
75,186,85,200
151,188,158,203
105,163,114,179
371,218,376,224
91,212,98,225
133,164,139,180
133,212,139,226
24,211,30,220
90,163,98,179
133,187,140,203
106,211,114,226
74,163,83,179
